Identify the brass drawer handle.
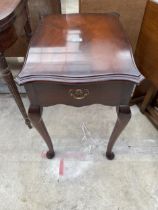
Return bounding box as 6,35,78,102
69,89,89,100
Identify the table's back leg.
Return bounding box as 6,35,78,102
0,52,32,129
106,105,131,160
28,105,55,159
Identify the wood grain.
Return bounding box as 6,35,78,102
15,13,142,159
16,14,142,85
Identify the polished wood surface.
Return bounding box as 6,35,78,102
79,0,147,50
16,14,142,84
16,14,142,160
135,0,158,128
0,0,32,128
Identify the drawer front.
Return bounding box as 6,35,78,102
25,81,135,107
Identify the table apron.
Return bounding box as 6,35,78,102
25,80,135,107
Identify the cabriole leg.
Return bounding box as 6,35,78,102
106,105,131,160
28,105,55,159
0,52,32,128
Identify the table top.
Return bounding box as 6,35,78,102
16,14,143,85
0,0,22,21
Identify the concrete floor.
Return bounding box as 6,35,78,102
0,96,158,210
1,0,158,209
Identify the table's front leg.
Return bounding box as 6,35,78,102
28,105,55,159
0,52,32,128
106,105,131,160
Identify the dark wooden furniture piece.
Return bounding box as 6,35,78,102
79,0,153,103
16,14,143,160
0,0,32,128
5,0,62,57
135,0,158,128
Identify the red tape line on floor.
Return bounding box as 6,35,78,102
59,159,64,176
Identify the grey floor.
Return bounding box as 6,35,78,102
0,97,158,210
0,1,158,209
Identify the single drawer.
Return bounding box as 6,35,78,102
25,80,135,107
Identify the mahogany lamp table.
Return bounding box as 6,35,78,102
16,14,143,160
0,0,32,128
